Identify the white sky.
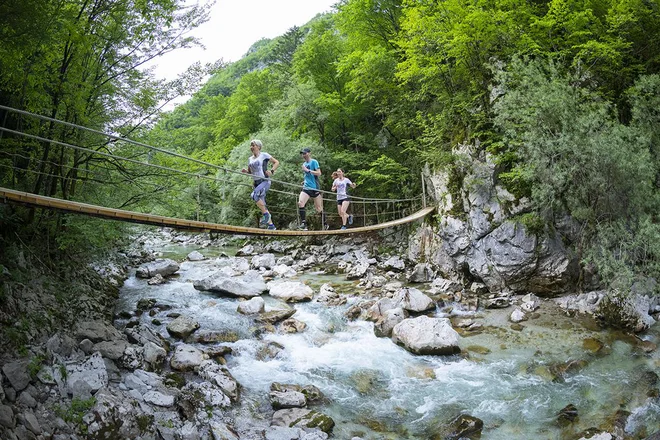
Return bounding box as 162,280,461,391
153,0,338,81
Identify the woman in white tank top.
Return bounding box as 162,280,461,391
331,169,356,230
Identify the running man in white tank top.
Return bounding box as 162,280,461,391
241,139,279,229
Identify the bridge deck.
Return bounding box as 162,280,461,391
0,187,434,236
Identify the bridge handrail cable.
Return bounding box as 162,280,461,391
0,105,421,204
0,129,372,206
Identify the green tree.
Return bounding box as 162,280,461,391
493,57,658,286
0,0,213,258
208,68,284,159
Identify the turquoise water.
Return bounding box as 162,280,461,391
116,243,660,439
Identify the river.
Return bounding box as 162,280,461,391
115,240,660,439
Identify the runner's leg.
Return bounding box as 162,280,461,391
314,194,326,227
337,201,344,225
298,191,310,224
341,200,350,225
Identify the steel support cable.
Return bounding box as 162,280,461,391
0,126,256,190
0,164,191,213
0,162,177,191
1,128,416,216
0,105,232,175
0,105,423,204
1,126,334,202
0,151,428,227
0,162,175,193
0,129,327,209
0,150,176,186
0,162,180,195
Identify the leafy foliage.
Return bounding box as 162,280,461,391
0,0,215,258
493,57,659,284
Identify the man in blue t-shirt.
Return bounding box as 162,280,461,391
297,148,328,231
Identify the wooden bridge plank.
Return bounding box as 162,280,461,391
0,187,434,236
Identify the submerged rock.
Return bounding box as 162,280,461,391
281,318,307,334
271,408,335,434
557,403,579,426
147,273,166,285
575,430,612,440
446,414,483,439
256,309,296,324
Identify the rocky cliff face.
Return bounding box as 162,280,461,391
408,143,579,297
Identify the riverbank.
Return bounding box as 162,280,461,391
1,227,659,439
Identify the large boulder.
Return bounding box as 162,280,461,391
410,145,579,296
166,315,200,339
77,320,124,343
595,290,656,333
193,270,268,298
407,263,434,283
555,291,604,315
66,352,109,397
237,297,266,315
393,288,435,313
467,221,578,296
270,389,307,409
2,360,30,392
251,253,276,269
380,256,406,272
346,261,371,280
136,258,179,278
170,344,207,371
391,316,460,355
268,280,314,302
374,307,407,338
198,360,239,402
186,251,205,261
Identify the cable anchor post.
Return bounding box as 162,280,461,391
421,172,427,208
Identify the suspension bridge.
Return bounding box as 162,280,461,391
0,105,434,236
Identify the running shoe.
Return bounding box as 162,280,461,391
260,212,271,226
298,222,308,231
348,214,353,225
267,224,277,230
340,226,347,230
323,224,330,231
